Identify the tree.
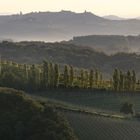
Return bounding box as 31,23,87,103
42,61,50,88
132,70,136,91
95,69,99,87
80,69,84,88
69,66,74,88
54,64,60,88
99,72,103,88
0,60,1,76
23,64,28,81
28,64,37,89
64,65,69,88
119,70,125,91
84,70,89,88
50,62,54,87
89,69,94,88
126,70,132,91
113,68,120,91
35,65,42,89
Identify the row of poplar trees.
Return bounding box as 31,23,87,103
43,61,102,89
0,60,138,91
113,69,136,91
0,60,102,90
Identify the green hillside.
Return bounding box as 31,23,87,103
0,87,78,140
0,41,140,78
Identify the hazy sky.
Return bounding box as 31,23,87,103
0,0,140,17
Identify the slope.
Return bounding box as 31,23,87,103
0,87,78,140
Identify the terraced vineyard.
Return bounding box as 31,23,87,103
64,111,140,140
37,90,140,113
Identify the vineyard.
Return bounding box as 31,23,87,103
29,92,140,140
65,111,140,140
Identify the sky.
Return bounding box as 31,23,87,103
0,0,140,18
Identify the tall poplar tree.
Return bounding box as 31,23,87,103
126,70,132,91
84,70,89,88
95,69,99,87
132,70,136,91
89,69,94,88
64,65,69,88
50,62,54,87
119,70,125,91
54,64,59,88
80,69,84,88
29,64,37,89
113,68,120,91
42,61,50,88
69,66,74,88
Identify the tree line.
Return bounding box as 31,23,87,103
0,60,138,91
0,60,102,90
113,69,137,91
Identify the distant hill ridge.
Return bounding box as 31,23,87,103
68,35,140,54
1,11,140,41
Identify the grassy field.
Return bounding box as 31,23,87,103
33,90,140,113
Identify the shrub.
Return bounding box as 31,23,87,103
120,102,135,115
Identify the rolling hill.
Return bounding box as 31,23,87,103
0,87,78,140
0,41,140,78
68,35,140,54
